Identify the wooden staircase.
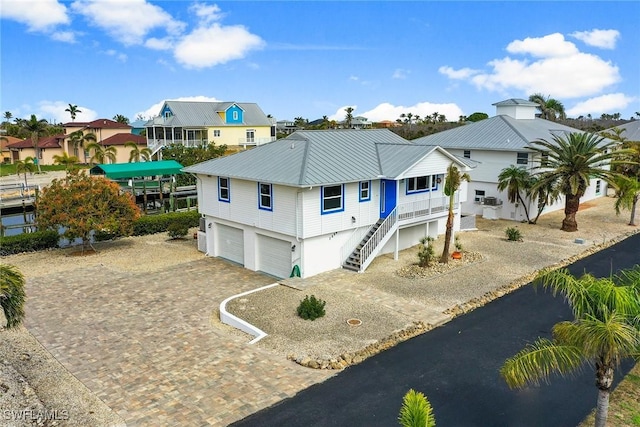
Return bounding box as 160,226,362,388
343,219,384,271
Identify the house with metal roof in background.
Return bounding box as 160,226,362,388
183,129,471,279
144,101,276,158
412,99,610,222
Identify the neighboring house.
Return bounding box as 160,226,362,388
341,116,373,129
1,136,22,163
129,120,147,136
144,101,276,157
276,120,298,135
412,99,609,222
6,134,66,165
183,129,470,279
7,119,146,165
98,134,148,164
606,120,640,142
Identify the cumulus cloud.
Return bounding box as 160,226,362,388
174,24,264,69
33,101,98,124
328,102,464,123
189,3,224,25
51,30,76,43
506,33,578,58
570,29,620,49
440,32,621,99
70,0,185,46
1,0,69,31
566,93,636,117
137,96,222,119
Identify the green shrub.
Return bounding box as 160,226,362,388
132,211,200,236
454,235,463,252
505,226,523,242
167,222,189,239
418,236,436,267
0,230,59,255
297,295,326,321
398,389,436,427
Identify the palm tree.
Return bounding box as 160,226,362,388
528,93,566,121
0,264,26,329
500,266,640,427
14,156,37,188
344,107,354,129
86,142,117,164
65,104,81,121
613,176,640,226
125,141,152,162
53,152,80,170
3,111,12,121
529,132,625,232
497,165,534,223
112,114,130,124
440,164,470,263
18,114,48,173
398,389,436,427
527,175,560,224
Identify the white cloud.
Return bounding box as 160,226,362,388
189,3,224,25
392,69,409,79
33,101,98,124
328,102,464,123
145,37,174,51
438,66,480,80
506,33,578,58
440,32,620,99
137,96,222,119
50,30,77,43
566,93,636,117
1,0,69,31
174,24,264,69
71,0,185,46
104,49,127,62
570,29,620,49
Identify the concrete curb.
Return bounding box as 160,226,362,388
220,283,280,344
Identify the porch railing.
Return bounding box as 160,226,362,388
340,225,371,264
397,194,458,222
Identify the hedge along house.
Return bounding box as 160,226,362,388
183,129,471,279
412,99,612,222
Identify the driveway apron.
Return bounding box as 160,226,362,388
24,258,332,426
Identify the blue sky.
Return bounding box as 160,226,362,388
2,1,639,125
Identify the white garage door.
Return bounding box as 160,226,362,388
217,224,244,265
257,235,291,278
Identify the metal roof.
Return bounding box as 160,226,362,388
144,101,272,128
492,98,539,107
607,120,640,142
183,129,467,187
412,115,582,151
90,160,184,179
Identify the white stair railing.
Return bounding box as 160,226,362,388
340,225,371,263
359,207,398,272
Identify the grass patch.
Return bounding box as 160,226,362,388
0,164,88,177
578,362,640,427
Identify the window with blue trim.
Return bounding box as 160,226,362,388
322,185,344,213
258,183,272,211
218,177,230,202
406,176,430,194
432,175,441,190
359,181,371,202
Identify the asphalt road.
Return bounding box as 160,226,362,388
232,233,640,427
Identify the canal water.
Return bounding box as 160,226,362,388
1,210,37,237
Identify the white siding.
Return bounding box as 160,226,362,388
301,181,379,238
300,230,356,278
196,176,297,236
401,149,454,178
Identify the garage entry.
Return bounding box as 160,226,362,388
217,224,244,265
257,235,292,278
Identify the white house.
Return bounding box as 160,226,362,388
413,99,610,222
183,129,471,279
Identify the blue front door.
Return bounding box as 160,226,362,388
380,179,397,218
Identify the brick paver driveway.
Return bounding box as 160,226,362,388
24,258,331,426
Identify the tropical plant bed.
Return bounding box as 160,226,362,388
396,251,483,279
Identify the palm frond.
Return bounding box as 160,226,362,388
500,338,584,389
398,389,436,427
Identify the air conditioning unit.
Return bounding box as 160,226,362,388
484,196,498,206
